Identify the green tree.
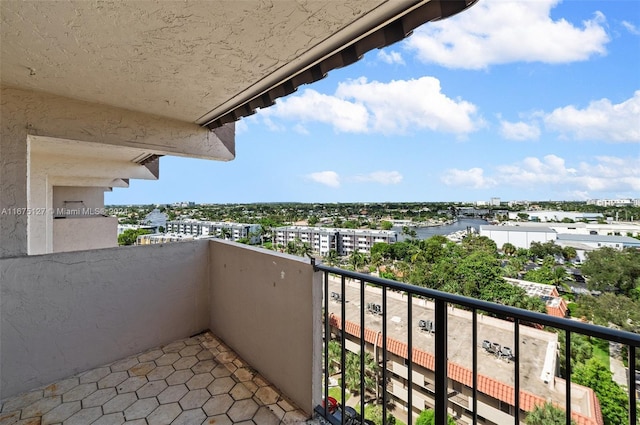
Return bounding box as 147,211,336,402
327,340,342,374
117,228,151,246
219,227,232,240
502,242,517,256
380,220,393,230
344,351,377,397
308,215,319,226
402,226,417,239
324,249,340,267
366,404,397,425
349,251,368,272
572,358,628,425
581,247,640,296
415,409,455,425
562,246,577,262
556,332,592,379
574,293,640,333
525,402,575,425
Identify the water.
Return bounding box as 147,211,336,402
394,218,488,241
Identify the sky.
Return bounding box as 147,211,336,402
106,0,640,205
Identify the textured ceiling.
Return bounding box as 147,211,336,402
1,0,390,123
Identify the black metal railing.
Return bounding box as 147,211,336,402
313,263,640,425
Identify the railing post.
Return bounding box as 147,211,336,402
630,345,636,425
435,299,448,425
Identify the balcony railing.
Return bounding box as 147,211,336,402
313,263,640,425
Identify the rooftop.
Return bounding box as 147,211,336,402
326,277,595,414
0,331,309,425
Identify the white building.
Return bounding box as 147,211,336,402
480,225,557,249
137,233,196,245
274,226,397,256
508,210,603,223
165,220,261,244
587,198,637,207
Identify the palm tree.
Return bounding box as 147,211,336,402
324,249,340,267
349,251,368,272
219,227,232,240
502,242,517,256
344,351,378,397
299,242,313,259
327,340,342,375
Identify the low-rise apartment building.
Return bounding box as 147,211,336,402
165,220,261,244
273,226,398,256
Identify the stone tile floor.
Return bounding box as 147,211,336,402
0,331,318,425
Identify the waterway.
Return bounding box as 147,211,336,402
394,218,488,241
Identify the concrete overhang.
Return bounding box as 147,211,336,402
29,136,161,187
1,0,476,130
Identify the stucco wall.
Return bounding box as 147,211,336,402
0,241,210,399
53,216,118,252
208,240,321,415
0,90,29,257
52,186,105,216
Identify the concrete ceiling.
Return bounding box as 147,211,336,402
1,1,475,127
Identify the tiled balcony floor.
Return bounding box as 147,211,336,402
0,332,310,425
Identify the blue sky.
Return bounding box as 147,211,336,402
106,0,640,205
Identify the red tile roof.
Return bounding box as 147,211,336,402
329,314,603,425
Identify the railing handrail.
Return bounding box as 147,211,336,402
314,263,640,347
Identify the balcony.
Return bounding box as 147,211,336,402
0,240,321,424
1,241,638,425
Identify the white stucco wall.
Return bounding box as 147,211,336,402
52,186,105,216
53,216,118,252
0,241,210,399
208,240,322,415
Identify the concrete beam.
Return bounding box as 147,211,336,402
2,86,235,161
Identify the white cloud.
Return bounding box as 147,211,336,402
405,0,609,69
335,77,480,135
441,167,495,189
264,89,369,133
306,171,341,188
377,50,405,65
353,171,403,185
543,91,640,142
499,120,541,141
260,77,481,136
441,155,639,195
622,21,640,35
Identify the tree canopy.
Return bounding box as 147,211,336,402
572,358,628,425
525,402,575,425
581,247,640,298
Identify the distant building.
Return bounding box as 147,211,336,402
117,224,157,235
556,234,640,251
587,198,637,207
165,220,261,244
171,201,195,208
508,210,603,223
490,197,501,206
137,233,196,245
273,226,397,256
480,225,557,249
